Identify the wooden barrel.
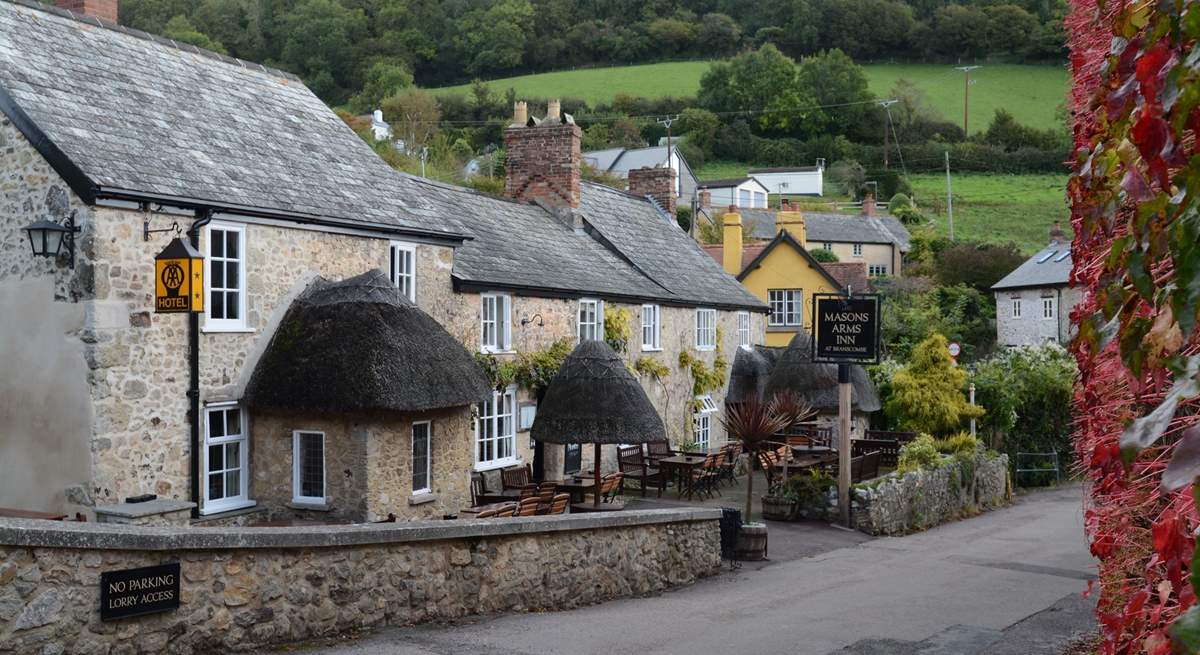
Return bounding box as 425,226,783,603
735,523,769,560
760,496,794,521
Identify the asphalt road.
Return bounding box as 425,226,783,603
286,485,1094,655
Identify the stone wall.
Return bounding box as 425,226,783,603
0,509,721,654
851,454,1010,536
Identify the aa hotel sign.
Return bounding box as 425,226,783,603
154,238,204,314
100,562,181,621
812,293,881,364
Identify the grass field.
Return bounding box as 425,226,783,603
431,62,1068,133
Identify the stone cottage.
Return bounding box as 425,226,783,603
991,223,1080,346
0,0,765,522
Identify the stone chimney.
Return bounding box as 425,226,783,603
628,165,677,216
57,0,118,23
699,187,711,210
861,192,876,216
1049,220,1065,245
776,198,807,243
722,206,743,275
504,100,582,208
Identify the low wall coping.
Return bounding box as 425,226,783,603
92,499,196,518
0,507,722,552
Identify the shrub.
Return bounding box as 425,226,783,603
810,248,839,263
782,470,836,507
885,334,985,434
934,432,980,455
888,193,912,213
971,342,1075,461
933,241,1027,293
897,434,942,474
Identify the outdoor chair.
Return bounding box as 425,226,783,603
719,443,741,486
852,439,902,468
516,497,540,517
684,454,722,499
475,508,499,519
471,472,511,505
646,442,674,465
618,445,666,497
548,493,570,515
850,451,882,483
600,472,625,503
757,450,782,492
517,483,540,499
493,502,517,517
501,464,533,491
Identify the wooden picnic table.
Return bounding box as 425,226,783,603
657,454,711,500
0,507,67,521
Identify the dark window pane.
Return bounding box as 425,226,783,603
225,470,240,498
226,442,240,468
225,231,238,259
208,412,224,439
300,433,324,498
209,473,224,500
211,291,225,319
210,230,224,258
211,261,224,288
208,444,223,470
226,292,239,320
226,262,238,290
225,409,240,436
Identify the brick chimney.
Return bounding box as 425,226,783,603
699,187,711,210
861,192,876,216
1049,220,1065,245
57,0,118,23
628,165,677,216
504,100,582,208
776,198,807,243
722,206,743,275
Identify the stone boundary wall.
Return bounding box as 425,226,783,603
851,454,1010,536
0,508,721,654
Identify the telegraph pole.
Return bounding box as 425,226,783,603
954,66,981,136
879,100,897,170
945,151,954,240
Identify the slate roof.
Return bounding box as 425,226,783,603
582,145,679,175
748,167,821,174
0,0,459,240
991,242,1072,291
700,177,768,191
736,208,911,252
822,262,871,293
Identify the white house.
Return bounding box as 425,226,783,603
991,224,1080,346
701,177,770,209
749,162,825,196
582,144,699,206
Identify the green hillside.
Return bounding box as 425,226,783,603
431,62,1067,133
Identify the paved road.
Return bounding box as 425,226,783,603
295,486,1094,655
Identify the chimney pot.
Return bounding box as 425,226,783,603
57,0,119,23
503,101,582,208
512,101,528,127
862,193,876,216
547,100,561,120
722,209,743,275
699,187,711,210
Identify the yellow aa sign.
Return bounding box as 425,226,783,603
154,238,204,314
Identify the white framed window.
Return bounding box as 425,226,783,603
695,308,717,350
202,404,250,514
868,265,888,277
203,223,247,331
736,311,751,348
1042,297,1056,319
852,243,863,257
389,242,416,303
693,395,718,449
768,289,803,326
480,293,512,352
412,421,431,495
823,242,833,250
475,386,517,470
578,298,603,342
292,431,325,504
1012,298,1022,319
641,304,661,351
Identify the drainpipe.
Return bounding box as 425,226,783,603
187,209,213,518
1056,287,1064,344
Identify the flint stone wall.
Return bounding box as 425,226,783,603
851,454,1010,536
0,508,721,654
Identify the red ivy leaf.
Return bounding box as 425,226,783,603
1136,41,1173,101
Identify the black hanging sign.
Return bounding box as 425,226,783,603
100,562,180,621
812,293,881,364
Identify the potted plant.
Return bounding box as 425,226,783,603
783,470,836,521
721,399,791,560
758,392,816,522
676,439,700,454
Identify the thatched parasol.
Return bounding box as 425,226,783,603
759,332,881,413
531,340,665,508
245,269,491,413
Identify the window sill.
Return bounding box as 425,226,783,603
196,499,258,518
474,458,521,473
288,500,331,511
480,349,516,355
695,346,716,352
641,347,663,353
408,493,437,506
202,326,256,334
766,325,801,333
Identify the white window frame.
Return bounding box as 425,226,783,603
474,386,518,471
693,395,718,449
1042,297,1056,320
768,289,803,327
736,311,751,349
823,242,833,250
578,298,604,342
1012,298,1022,319
480,292,512,353
641,304,661,351
292,430,326,505
389,241,417,303
203,222,248,332
852,243,863,257
411,420,432,496
868,265,887,277
201,403,251,515
695,308,717,350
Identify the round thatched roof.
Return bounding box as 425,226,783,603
759,332,882,412
244,270,491,414
531,340,666,445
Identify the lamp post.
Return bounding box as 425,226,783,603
22,210,80,268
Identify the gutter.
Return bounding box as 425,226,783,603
452,276,769,313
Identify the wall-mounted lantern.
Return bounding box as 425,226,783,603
22,210,80,268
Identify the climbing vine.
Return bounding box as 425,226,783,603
603,307,633,354
678,350,729,398
475,338,574,396
634,356,670,380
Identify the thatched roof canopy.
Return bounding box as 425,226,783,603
245,270,491,413
748,332,881,413
531,340,666,445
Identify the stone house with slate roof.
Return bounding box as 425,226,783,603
0,0,764,522
991,224,1079,347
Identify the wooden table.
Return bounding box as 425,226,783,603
0,507,67,521
657,455,711,500
460,502,515,518
788,444,835,457
788,453,839,471
555,478,598,504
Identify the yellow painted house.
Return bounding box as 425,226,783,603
703,203,862,347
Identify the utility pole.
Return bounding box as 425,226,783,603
954,66,981,136
657,114,680,206
879,100,897,170
945,151,954,240
419,146,428,178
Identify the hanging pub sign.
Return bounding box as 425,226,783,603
154,238,203,313
812,293,881,364
100,562,180,621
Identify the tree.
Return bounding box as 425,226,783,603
646,17,697,53
818,0,914,60
162,15,226,54
795,49,877,140
933,241,1026,293
984,4,1038,56
380,88,441,152
931,5,991,59
454,0,535,75
699,44,817,136
349,61,414,113
828,160,866,198
810,248,839,263
275,0,368,103
885,334,985,434
678,108,720,159
699,13,742,55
